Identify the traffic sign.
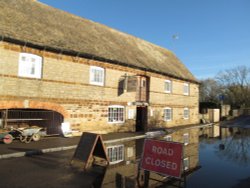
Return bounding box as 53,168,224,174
141,139,183,178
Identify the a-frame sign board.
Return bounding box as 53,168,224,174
71,132,109,170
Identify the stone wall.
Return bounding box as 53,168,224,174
0,41,199,133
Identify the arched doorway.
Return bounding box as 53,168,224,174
0,109,64,135
0,101,68,135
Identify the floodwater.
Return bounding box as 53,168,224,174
186,127,250,188
101,125,250,188
1,124,250,188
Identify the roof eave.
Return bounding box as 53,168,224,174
0,35,199,84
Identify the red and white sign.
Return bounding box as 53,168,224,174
141,139,183,178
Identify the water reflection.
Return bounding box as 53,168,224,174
188,123,250,188
102,139,138,188
81,124,250,187
99,126,201,188
217,127,250,166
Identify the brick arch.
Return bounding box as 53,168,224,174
0,100,69,118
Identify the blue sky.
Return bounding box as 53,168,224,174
39,0,250,79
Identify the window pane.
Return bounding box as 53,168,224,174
184,83,189,95
164,108,172,121
107,145,124,164
184,158,189,170
30,63,36,75
18,53,42,79
184,108,189,119
119,146,123,160
165,81,171,93
90,66,104,86
183,133,189,145
108,106,124,123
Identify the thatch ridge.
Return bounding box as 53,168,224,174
0,0,198,83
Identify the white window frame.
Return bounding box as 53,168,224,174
164,135,172,142
108,105,125,123
164,80,172,93
164,107,172,121
183,83,189,95
89,66,105,86
183,157,189,170
183,133,189,145
18,53,42,79
106,145,124,164
183,108,189,119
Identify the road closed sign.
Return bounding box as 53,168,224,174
141,139,183,178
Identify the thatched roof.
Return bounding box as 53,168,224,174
0,0,198,83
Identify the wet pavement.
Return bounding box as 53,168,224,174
0,132,145,156
220,115,250,128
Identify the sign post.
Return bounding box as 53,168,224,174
140,139,183,186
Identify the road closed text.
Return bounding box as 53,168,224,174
145,157,177,170
144,145,177,169
152,145,174,156
141,139,183,177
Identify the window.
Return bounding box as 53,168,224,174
90,66,104,86
183,158,189,170
108,105,124,123
183,83,189,95
183,133,189,145
106,145,124,164
164,107,172,121
164,80,172,93
164,135,172,141
18,53,42,79
183,108,189,119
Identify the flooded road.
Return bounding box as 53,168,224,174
101,125,250,188
1,124,250,188
186,127,250,188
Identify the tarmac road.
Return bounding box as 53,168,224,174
0,136,80,155
220,115,250,128
0,149,96,188
0,132,145,159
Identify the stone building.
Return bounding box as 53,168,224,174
0,0,199,134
